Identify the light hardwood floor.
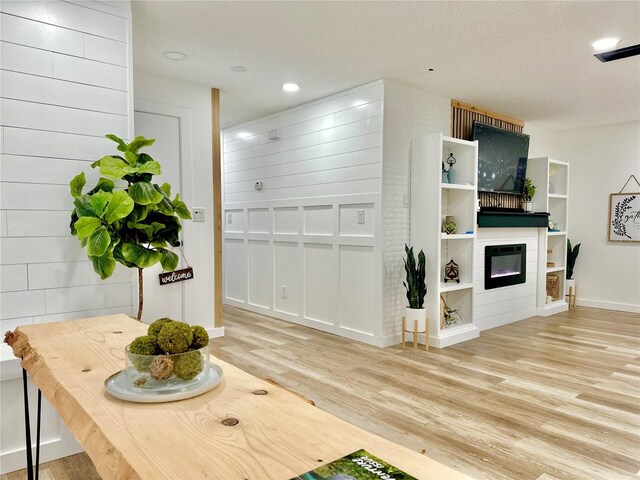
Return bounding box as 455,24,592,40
4,306,639,480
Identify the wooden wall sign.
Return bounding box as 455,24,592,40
159,267,194,285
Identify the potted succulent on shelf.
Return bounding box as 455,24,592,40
522,178,536,212
403,244,427,332
68,134,192,321
566,238,581,296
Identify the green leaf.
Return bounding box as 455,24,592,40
86,226,111,256
127,136,155,154
122,243,160,268
127,221,153,239
88,177,115,195
99,156,137,179
70,172,86,198
128,181,163,205
138,153,154,165
90,190,112,218
172,193,192,220
75,216,102,239
160,183,171,197
74,195,98,218
158,249,179,271
105,134,128,152
104,190,134,223
151,239,167,248
90,159,101,169
90,252,116,279
113,242,135,269
124,150,138,166
70,210,79,236
137,161,162,175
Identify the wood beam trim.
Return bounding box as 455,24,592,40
451,100,525,128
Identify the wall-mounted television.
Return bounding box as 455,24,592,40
472,122,529,194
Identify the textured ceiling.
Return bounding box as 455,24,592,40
132,1,640,131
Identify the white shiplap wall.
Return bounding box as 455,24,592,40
0,1,134,473
222,82,384,345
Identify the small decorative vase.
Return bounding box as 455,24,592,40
443,216,457,235
442,171,449,184
447,165,456,184
523,201,532,212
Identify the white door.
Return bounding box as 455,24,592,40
134,110,185,323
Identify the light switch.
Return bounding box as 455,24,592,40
193,208,205,222
357,209,365,224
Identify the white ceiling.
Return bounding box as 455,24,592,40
132,1,640,131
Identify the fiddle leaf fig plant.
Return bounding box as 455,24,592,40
69,134,191,321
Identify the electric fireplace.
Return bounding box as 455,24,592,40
485,244,526,290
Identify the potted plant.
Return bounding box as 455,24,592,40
69,134,192,321
522,178,536,212
566,238,581,296
403,244,427,332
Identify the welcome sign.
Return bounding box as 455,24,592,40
159,267,194,285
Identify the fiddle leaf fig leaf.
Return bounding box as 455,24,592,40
158,248,179,271
172,193,192,220
160,183,171,197
137,161,162,175
86,226,111,257
124,151,138,166
105,134,127,152
90,190,112,218
90,252,116,279
99,156,137,179
122,243,160,268
75,217,101,239
74,195,98,218
70,172,86,198
128,136,155,154
88,177,115,195
104,190,134,223
128,181,163,205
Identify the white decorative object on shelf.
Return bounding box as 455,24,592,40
411,133,480,348
527,157,570,316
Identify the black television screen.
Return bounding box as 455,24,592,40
473,122,530,194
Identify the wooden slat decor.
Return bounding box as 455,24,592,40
451,100,525,209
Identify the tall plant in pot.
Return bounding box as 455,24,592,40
522,178,536,212
566,238,581,293
403,244,427,332
68,134,191,321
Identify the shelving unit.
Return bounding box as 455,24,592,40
411,133,480,347
527,157,570,316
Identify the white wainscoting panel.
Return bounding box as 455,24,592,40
222,82,384,345
0,0,134,473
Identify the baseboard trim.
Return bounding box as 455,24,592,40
576,298,640,314
205,326,225,338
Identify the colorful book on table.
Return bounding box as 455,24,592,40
291,449,418,480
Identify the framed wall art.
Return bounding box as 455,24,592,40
608,191,640,243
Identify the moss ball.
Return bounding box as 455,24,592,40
157,321,193,354
148,317,174,339
190,326,209,349
129,335,158,355
173,350,204,380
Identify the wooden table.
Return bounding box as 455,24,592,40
6,314,471,480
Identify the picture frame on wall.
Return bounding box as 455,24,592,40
608,192,640,243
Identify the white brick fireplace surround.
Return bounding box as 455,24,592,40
475,228,539,331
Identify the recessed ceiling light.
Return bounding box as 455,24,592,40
231,65,247,73
163,51,187,61
282,83,300,92
591,38,620,52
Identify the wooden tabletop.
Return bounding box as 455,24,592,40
6,315,471,480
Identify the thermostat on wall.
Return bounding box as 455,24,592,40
255,181,264,191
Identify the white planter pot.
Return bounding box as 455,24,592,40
523,201,533,212
405,307,427,333
565,278,576,296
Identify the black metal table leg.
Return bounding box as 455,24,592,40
21,368,41,480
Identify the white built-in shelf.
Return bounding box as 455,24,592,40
441,233,475,240
441,183,475,191
548,194,568,199
546,266,565,273
541,299,567,309
547,231,567,236
439,282,474,293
